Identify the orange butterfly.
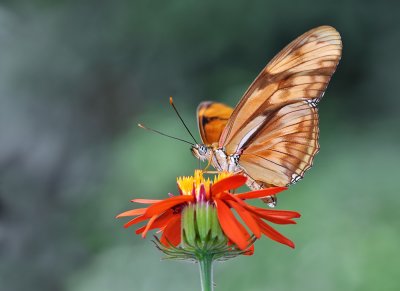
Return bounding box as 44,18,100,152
191,26,342,204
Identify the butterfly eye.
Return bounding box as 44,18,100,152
199,145,208,155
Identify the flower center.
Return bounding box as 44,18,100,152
177,170,234,200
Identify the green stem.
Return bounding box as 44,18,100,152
198,254,213,291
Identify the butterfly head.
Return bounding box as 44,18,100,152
191,144,211,162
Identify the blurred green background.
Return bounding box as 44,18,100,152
0,0,399,290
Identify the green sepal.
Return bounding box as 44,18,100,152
182,204,196,247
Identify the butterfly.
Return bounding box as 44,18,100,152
191,26,342,204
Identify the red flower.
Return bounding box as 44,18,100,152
117,171,300,253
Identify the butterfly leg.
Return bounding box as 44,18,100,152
202,170,219,174
202,150,215,171
203,159,212,171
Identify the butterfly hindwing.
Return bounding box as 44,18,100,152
240,102,319,187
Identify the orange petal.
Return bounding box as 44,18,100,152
145,195,194,217
135,225,146,234
243,244,254,256
141,215,158,238
248,208,296,224
131,199,162,204
236,187,287,200
160,214,181,247
116,208,147,218
259,216,297,225
135,210,175,234
226,200,261,238
253,215,295,248
211,175,247,194
215,198,249,250
231,214,255,250
223,193,299,225
249,206,301,219
222,192,251,208
250,209,298,225
124,215,147,228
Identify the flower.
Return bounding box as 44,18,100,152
117,170,300,256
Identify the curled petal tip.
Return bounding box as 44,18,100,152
285,239,295,249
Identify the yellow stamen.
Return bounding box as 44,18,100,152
177,170,211,196
177,170,233,198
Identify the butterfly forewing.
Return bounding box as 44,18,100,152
197,101,233,145
220,26,341,154
216,25,342,188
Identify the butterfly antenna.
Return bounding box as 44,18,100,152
169,97,198,144
138,123,194,145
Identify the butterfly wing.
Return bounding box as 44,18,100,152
219,25,342,187
197,101,233,145
240,102,319,187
